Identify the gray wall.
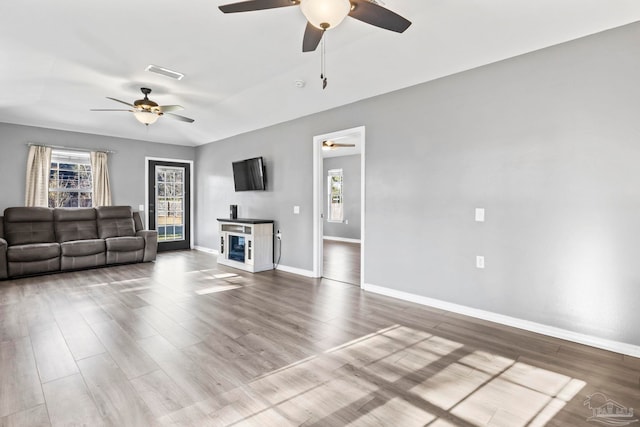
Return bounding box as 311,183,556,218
196,22,640,346
0,122,195,213
194,121,316,269
323,154,361,240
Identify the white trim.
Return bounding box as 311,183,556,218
362,283,640,358
275,264,315,278
145,157,195,249
323,236,362,244
313,134,322,278
360,129,366,288
194,247,312,277
194,245,218,255
312,126,365,285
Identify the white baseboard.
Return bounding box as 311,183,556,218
275,264,316,278
323,236,361,244
194,246,218,255
193,247,314,277
362,283,640,358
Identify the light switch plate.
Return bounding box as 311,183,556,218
138,204,145,212
293,206,300,214
476,256,485,269
475,208,485,222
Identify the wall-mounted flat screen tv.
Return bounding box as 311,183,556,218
232,157,266,191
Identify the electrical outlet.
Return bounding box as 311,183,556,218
476,256,485,269
276,230,282,240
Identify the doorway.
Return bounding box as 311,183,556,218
312,126,365,286
147,159,192,252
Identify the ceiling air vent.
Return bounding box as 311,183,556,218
145,65,184,80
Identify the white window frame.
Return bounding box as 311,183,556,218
327,168,344,223
48,150,93,208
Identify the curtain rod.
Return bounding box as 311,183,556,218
26,143,116,154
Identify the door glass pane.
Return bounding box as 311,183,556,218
155,165,186,242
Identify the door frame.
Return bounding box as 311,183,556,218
145,157,194,249
312,126,366,287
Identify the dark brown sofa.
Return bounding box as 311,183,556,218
0,206,157,279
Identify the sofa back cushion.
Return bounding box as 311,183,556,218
3,207,55,245
54,208,99,243
133,211,144,232
96,206,135,238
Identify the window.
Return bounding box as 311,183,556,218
327,168,343,222
155,166,185,242
48,150,93,208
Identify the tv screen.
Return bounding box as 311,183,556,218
232,157,266,191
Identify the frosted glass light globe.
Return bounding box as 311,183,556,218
300,0,351,30
133,110,159,125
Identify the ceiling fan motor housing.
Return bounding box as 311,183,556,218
134,88,161,113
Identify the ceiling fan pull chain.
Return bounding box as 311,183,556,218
320,33,327,90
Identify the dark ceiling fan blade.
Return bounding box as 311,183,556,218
165,112,195,123
219,0,298,13
302,21,324,52
348,0,411,33
90,109,133,112
158,105,184,113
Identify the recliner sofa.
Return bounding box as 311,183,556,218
0,205,157,279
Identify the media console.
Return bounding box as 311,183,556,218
216,218,274,273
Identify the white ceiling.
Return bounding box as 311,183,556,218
1,1,639,147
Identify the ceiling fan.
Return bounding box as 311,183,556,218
91,88,195,126
218,0,412,52
322,139,356,150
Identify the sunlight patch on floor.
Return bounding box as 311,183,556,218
241,324,586,426
195,284,243,295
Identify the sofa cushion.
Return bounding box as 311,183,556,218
60,239,105,257
4,207,55,245
7,243,60,263
96,206,135,239
105,236,144,264
105,236,145,252
54,208,99,242
133,211,144,232
8,258,60,277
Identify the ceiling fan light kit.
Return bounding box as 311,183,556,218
91,87,195,126
133,110,160,125
300,0,351,30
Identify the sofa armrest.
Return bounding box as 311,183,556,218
0,238,8,279
137,230,157,262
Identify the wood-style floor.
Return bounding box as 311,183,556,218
323,239,361,285
0,250,638,426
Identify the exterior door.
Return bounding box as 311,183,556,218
148,160,191,251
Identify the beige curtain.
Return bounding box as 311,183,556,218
25,145,52,207
90,151,112,207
